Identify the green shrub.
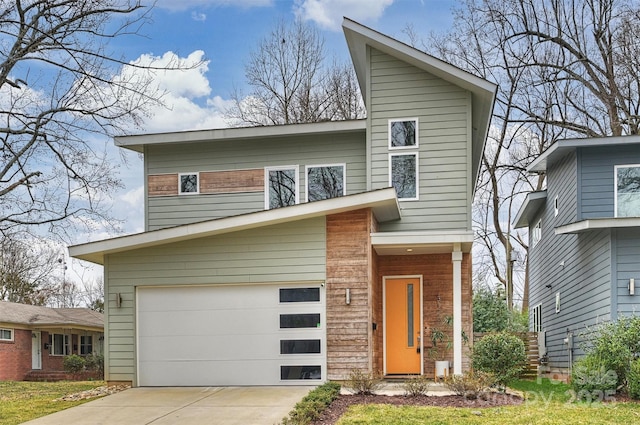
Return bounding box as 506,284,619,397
444,370,495,400
84,353,104,375
401,375,431,397
626,359,640,399
579,316,640,388
343,369,383,395
472,332,526,387
281,381,340,425
63,354,86,374
571,355,618,401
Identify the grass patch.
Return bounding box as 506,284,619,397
336,379,640,425
0,380,105,425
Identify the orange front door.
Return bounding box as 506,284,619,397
385,277,421,374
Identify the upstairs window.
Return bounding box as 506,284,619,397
178,172,199,195
532,219,542,247
390,153,418,200
266,166,298,209
306,164,345,202
389,118,418,149
0,328,13,341
615,164,640,217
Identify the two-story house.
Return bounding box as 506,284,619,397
69,19,496,387
514,135,640,374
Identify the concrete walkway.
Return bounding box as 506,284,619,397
23,386,312,425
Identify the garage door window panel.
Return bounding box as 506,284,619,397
280,339,321,354
281,365,321,380
279,288,320,303
280,313,321,328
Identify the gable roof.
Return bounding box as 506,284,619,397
342,18,497,192
70,188,401,265
0,301,103,330
528,135,640,173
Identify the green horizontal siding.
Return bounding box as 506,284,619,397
145,133,365,230
103,217,327,385
368,48,472,232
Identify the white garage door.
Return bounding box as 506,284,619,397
137,284,325,386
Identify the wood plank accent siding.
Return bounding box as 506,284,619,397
200,169,263,194
325,209,374,380
148,174,178,196
376,253,473,376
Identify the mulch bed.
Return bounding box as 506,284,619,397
310,393,523,425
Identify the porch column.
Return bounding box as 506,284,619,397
452,243,463,375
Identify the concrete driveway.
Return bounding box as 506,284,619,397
23,386,312,425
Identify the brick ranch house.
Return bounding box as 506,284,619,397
0,301,104,381
69,19,496,387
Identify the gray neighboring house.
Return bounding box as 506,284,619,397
514,135,640,373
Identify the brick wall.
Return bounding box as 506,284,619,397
0,329,32,381
376,252,473,376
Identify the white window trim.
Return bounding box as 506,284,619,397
555,292,561,313
264,165,299,210
554,196,559,217
614,164,640,218
531,303,542,332
532,219,542,247
178,172,200,195
388,118,419,150
0,328,14,341
50,333,70,356
304,163,346,203
389,152,419,201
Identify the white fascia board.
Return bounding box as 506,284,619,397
371,230,474,246
555,217,640,234
69,188,400,265
513,191,547,229
115,120,366,152
528,136,640,173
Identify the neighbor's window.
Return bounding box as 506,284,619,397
615,164,640,217
306,164,345,202
49,333,70,356
531,304,542,332
80,335,93,355
178,172,199,195
390,153,418,200
389,119,418,148
532,219,542,247
265,166,298,209
0,328,13,341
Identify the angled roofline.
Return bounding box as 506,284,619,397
555,217,640,234
528,135,640,173
342,18,497,192
115,119,367,153
513,190,547,229
69,188,400,265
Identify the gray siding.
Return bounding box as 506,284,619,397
580,145,640,219
367,48,472,232
615,228,640,316
103,217,326,384
529,151,613,367
145,132,365,230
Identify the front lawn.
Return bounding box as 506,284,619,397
337,379,640,425
0,380,105,425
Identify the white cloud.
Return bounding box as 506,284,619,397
153,0,272,11
293,0,394,31
191,11,207,21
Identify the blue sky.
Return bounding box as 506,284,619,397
69,0,458,278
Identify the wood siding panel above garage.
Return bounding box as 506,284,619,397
144,133,365,230
367,48,472,232
103,217,326,385
325,209,374,380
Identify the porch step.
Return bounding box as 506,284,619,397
24,370,101,382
